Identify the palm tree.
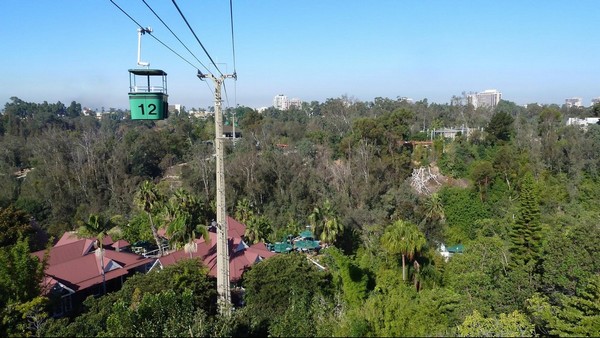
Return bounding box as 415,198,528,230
77,213,121,295
422,193,445,224
307,206,322,235
381,219,426,282
285,218,303,237
244,217,261,244
308,199,344,245
420,192,445,239
320,214,343,245
234,198,254,225
162,188,210,254
244,215,272,244
134,181,165,256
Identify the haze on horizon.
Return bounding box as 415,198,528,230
2,1,599,110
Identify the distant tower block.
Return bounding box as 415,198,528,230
467,89,502,109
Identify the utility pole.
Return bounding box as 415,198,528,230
198,71,236,315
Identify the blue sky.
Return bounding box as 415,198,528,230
2,0,600,110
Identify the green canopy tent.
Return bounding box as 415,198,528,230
446,244,464,253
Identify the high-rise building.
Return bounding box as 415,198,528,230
288,98,302,109
565,97,583,108
273,94,302,110
467,89,502,108
592,97,600,106
273,94,288,110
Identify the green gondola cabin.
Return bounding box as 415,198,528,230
128,69,168,120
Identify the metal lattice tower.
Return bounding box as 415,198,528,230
200,72,236,315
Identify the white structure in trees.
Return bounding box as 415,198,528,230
467,89,502,109
273,94,288,110
566,117,600,130
565,97,583,108
273,94,302,110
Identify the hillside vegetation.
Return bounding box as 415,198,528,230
1,96,599,336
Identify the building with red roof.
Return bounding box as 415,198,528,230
152,216,275,282
32,232,154,316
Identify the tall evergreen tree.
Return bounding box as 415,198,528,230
528,275,600,336
509,172,542,267
485,110,514,144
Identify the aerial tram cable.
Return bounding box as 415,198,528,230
110,0,240,314
171,0,223,76
223,83,231,108
229,0,237,77
140,0,211,75
138,0,215,96
108,0,201,72
229,0,238,117
109,0,145,29
109,0,215,108
109,0,235,100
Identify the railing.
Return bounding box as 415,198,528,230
130,85,167,93
133,244,170,258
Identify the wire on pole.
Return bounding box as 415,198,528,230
141,0,211,74
171,0,223,76
229,0,237,76
108,0,201,72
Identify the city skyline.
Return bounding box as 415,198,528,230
2,1,600,110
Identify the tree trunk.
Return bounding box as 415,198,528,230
148,212,163,256
402,254,407,281
413,260,421,291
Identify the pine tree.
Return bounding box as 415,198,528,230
527,276,600,336
551,275,600,336
509,172,542,267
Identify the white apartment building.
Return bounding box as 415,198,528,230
288,98,302,109
565,97,583,108
273,94,302,110
273,94,288,110
168,104,183,113
566,117,600,130
467,89,502,109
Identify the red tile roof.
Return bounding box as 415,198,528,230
157,216,275,282
227,217,247,239
109,239,130,251
33,235,153,294
55,231,114,248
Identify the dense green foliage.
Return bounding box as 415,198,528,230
509,172,542,268
0,237,46,336
40,259,217,337
241,253,332,336
1,96,599,336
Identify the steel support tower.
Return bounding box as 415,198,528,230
199,72,236,315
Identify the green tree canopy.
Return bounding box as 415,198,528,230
509,172,542,267
485,111,514,144
242,253,331,336
134,180,165,256
381,219,426,281
0,237,45,336
308,199,344,245
528,275,600,337
0,205,35,249
458,310,534,337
